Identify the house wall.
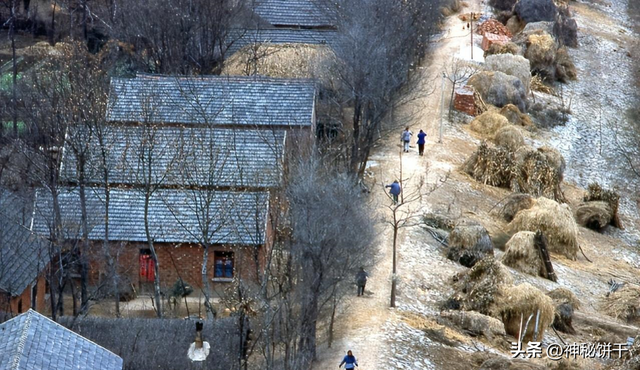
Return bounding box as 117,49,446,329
0,276,47,314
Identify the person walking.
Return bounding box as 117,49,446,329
401,127,413,153
385,180,401,204
417,129,427,156
339,350,359,369
355,267,368,297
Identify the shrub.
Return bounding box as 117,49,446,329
485,53,532,92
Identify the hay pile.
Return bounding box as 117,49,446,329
548,287,580,334
484,42,521,58
440,310,506,339
524,32,557,79
496,283,555,341
583,182,622,228
506,16,525,36
485,54,532,93
602,285,640,322
494,125,525,151
467,71,528,113
447,221,495,267
576,201,613,231
477,19,513,37
555,47,577,82
464,143,565,200
508,197,578,259
514,0,558,24
222,43,336,82
502,231,546,277
530,74,556,95
500,193,534,222
499,104,533,127
455,257,514,315
469,111,509,136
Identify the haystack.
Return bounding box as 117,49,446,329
502,231,545,277
222,43,336,83
513,145,565,200
467,71,528,113
463,142,516,188
555,47,577,82
508,197,578,259
496,283,555,342
548,287,580,334
448,221,495,267
456,257,514,315
500,193,534,222
494,125,525,152
499,104,533,127
483,41,521,58
485,54,532,93
584,182,622,228
469,111,509,136
576,201,613,231
602,285,640,322
524,32,556,68
440,310,506,339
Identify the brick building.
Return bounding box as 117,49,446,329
0,191,49,315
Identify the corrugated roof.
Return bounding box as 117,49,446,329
0,310,123,370
60,126,286,188
227,28,337,55
106,74,316,127
0,191,49,297
31,187,268,245
254,0,335,27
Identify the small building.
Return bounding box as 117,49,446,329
0,310,123,370
454,85,478,116
481,33,511,51
253,0,336,29
0,192,49,315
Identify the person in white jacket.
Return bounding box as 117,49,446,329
401,127,412,153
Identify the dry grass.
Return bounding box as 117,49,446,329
525,33,557,66
500,193,534,222
576,201,612,231
402,312,470,345
485,54,532,92
601,285,640,322
499,104,533,127
494,125,525,152
456,257,514,316
484,42,522,58
547,287,581,309
509,197,578,260
537,146,566,180
584,182,622,228
470,111,509,136
463,142,516,188
439,310,506,339
448,222,495,267
496,283,555,342
531,74,556,95
555,47,578,82
502,231,545,277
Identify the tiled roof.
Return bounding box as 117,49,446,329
60,126,286,188
0,191,49,297
32,187,269,245
254,0,335,27
227,28,337,55
0,310,123,370
106,74,316,127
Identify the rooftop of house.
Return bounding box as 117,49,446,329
227,28,337,55
0,191,49,298
31,187,269,245
253,0,336,28
0,310,123,370
60,126,286,189
106,74,316,127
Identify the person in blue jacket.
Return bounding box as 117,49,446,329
417,129,427,156
385,180,401,204
339,350,358,369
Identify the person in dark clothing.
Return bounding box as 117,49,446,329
385,180,401,204
417,129,427,156
339,350,358,369
355,267,368,296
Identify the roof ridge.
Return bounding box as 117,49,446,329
130,73,316,84
10,309,33,370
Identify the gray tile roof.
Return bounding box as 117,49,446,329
106,74,316,127
254,0,335,27
0,191,49,297
60,126,286,188
32,187,269,245
227,28,337,55
0,310,123,370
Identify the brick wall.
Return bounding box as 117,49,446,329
0,276,47,314
454,85,477,116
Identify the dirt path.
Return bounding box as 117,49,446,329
312,4,482,369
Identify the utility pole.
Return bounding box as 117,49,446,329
470,12,474,61
439,72,445,144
